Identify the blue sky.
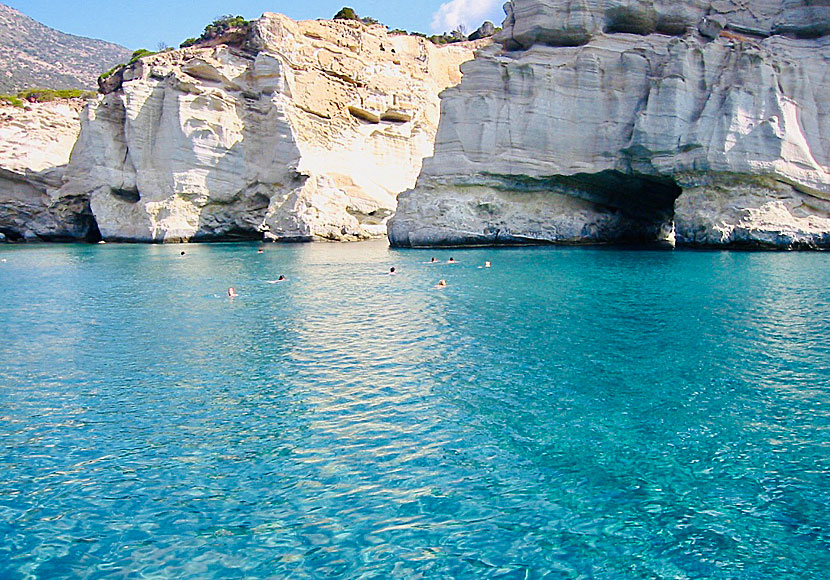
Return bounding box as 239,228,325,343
6,0,506,50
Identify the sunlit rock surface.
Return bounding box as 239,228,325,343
57,14,482,242
0,100,99,241
389,0,830,249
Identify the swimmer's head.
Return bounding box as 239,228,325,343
278,275,285,281
181,251,185,255
390,267,396,273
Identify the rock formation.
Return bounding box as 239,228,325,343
389,0,830,249
53,14,482,243
469,21,497,42
0,99,99,241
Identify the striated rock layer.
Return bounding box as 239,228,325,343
53,14,482,243
0,100,100,241
389,0,830,249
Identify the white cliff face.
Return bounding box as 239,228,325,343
0,100,99,241
57,14,480,243
0,100,82,173
389,0,830,249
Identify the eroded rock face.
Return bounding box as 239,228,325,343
390,1,830,249
496,0,830,48
58,14,482,242
0,100,99,241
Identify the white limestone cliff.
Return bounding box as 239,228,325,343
0,99,99,241
54,14,481,243
389,0,830,249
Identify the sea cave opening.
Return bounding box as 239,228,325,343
555,170,682,245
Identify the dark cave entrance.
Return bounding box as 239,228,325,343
0,228,24,242
84,214,103,243
553,170,682,245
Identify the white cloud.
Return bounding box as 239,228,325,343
430,0,501,34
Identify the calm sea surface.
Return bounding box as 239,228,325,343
0,241,828,579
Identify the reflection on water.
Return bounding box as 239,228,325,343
0,241,828,579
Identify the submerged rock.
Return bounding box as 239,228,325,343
389,1,830,249
54,13,484,243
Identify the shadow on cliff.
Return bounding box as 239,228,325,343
0,166,101,242
558,170,682,234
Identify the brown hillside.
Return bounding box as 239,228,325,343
0,3,132,92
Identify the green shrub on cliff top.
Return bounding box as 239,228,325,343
333,7,359,21
100,64,120,80
18,88,95,101
178,15,249,49
0,94,24,108
333,7,380,25
0,89,95,107
99,16,251,91
128,49,157,65
201,15,248,39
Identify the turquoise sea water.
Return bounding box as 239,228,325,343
0,241,828,579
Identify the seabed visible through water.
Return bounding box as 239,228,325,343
1,240,828,579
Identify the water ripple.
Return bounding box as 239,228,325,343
0,242,828,578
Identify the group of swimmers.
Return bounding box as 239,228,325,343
226,249,491,297
425,256,490,268
394,257,491,288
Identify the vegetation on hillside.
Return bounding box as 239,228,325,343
180,15,250,48
427,29,468,45
333,7,379,26
128,49,157,65
333,7,358,21
99,64,121,81
95,8,501,93
0,88,96,108
98,15,252,91
428,23,501,45
98,48,159,84
331,7,497,45
0,3,132,93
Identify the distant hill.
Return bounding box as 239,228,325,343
0,3,132,93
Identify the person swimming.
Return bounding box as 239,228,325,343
257,248,264,254
389,267,396,275
180,251,186,256
278,275,285,281
447,257,456,263
228,287,238,297
435,279,447,288
430,257,437,263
